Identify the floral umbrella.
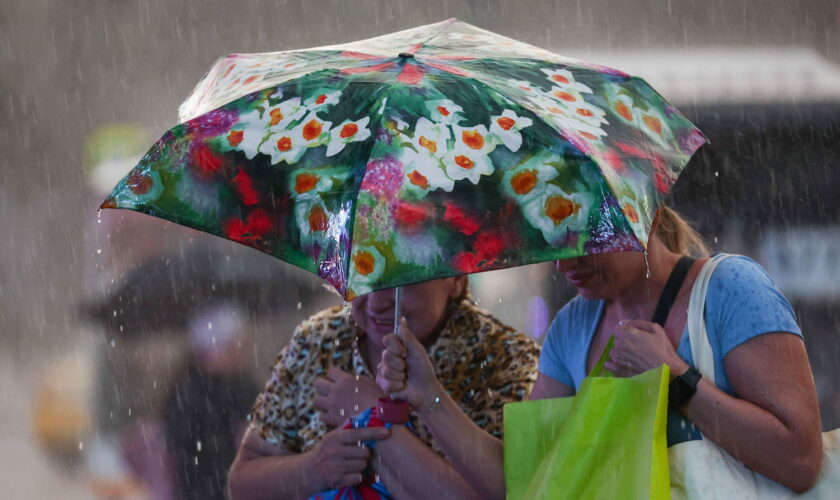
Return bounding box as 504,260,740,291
102,18,707,300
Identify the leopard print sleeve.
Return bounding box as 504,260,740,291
463,322,541,440
248,321,316,453
481,328,541,439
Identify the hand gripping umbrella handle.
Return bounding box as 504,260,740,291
378,286,410,424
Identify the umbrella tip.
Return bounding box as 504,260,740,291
398,52,414,59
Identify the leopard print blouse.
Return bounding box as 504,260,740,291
249,299,540,454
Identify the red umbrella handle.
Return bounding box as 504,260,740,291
379,287,410,424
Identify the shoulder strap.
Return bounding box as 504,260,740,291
686,253,734,385
651,256,696,327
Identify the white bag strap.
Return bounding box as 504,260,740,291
686,253,734,386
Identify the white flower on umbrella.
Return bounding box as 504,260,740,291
326,116,372,157
264,97,306,130
566,100,608,129
411,117,450,159
347,244,387,297
525,95,608,142
452,124,495,155
540,68,593,94
304,90,342,112
501,158,560,203
522,184,590,245
489,109,533,152
610,94,637,124
260,113,331,165
506,79,541,95
442,146,494,185
545,86,586,107
401,148,455,194
637,107,673,148
223,110,267,160
289,167,350,201
294,198,332,245
426,99,465,125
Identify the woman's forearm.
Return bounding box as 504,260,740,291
228,450,323,500
682,379,821,492
372,426,481,500
412,390,506,500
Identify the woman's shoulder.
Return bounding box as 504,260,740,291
707,254,780,296
458,300,540,349
550,294,601,329
284,306,355,355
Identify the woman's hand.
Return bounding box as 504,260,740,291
308,426,390,490
313,367,385,427
605,319,688,379
376,319,442,414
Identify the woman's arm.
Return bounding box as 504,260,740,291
683,333,822,493
372,426,482,500
377,322,508,500
608,322,823,493
529,372,575,400
227,425,389,500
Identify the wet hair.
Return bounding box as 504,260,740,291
655,204,710,257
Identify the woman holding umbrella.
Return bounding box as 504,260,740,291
379,204,824,495
228,277,540,499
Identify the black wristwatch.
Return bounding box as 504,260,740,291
668,366,702,409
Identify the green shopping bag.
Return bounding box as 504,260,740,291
504,345,670,500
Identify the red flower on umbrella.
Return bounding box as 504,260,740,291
474,230,504,261
393,202,428,232
452,251,484,273
190,143,227,180
223,208,275,249
443,202,481,236
232,168,260,206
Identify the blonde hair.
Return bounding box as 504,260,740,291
655,204,710,257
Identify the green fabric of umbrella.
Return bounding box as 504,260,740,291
102,18,706,299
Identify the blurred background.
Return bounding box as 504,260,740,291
1,0,839,498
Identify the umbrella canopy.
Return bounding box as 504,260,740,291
102,18,706,299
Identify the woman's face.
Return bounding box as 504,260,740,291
350,278,463,347
555,251,646,299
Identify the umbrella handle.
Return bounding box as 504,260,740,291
380,286,410,424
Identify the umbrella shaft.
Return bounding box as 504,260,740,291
390,286,403,401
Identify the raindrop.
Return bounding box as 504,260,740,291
196,440,202,452
714,236,719,243
78,441,83,451
207,321,213,330
96,248,102,254
97,209,102,224
498,297,503,303
153,380,157,389
128,408,132,416
297,302,302,310
715,171,719,177
112,310,117,317
110,339,116,347
340,408,345,416
353,404,359,411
